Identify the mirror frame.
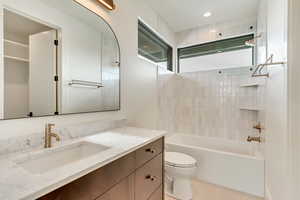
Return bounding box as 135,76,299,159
0,0,121,120
58,0,122,116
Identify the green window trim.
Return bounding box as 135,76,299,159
138,20,173,71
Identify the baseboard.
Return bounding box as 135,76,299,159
265,186,272,200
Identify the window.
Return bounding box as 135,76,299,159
178,34,254,73
138,20,173,71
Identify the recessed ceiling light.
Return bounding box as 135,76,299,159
203,12,212,17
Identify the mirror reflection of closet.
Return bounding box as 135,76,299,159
3,9,57,119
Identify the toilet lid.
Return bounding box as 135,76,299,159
165,152,197,168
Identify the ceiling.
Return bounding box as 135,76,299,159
4,9,53,39
145,0,259,32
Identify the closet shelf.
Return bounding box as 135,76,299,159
4,39,29,48
4,55,29,63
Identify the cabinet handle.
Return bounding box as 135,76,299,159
145,148,156,154
145,175,157,181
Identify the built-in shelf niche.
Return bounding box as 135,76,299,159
240,78,266,88
239,106,262,111
239,78,265,112
240,83,261,87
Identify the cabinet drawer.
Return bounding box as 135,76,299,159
148,185,163,200
136,138,163,168
135,153,163,200
96,174,134,200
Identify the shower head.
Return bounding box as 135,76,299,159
245,34,262,47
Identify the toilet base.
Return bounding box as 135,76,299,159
165,177,193,200
173,177,193,200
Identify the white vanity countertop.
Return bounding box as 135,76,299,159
0,127,166,200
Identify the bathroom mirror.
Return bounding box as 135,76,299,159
0,0,120,120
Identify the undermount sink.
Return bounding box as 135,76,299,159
15,141,110,174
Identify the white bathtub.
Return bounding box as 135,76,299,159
166,134,264,197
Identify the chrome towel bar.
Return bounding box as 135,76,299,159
68,80,103,88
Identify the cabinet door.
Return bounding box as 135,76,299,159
149,186,163,200
135,154,163,200
96,174,134,200
38,152,135,200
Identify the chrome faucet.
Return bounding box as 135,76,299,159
44,123,61,148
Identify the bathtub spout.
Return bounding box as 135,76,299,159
247,136,261,143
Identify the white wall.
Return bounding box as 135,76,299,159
257,0,289,199
263,0,300,198
256,0,268,66
176,18,257,48
0,0,175,139
287,0,300,199
180,48,253,73
176,18,257,73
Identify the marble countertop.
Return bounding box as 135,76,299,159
0,127,166,200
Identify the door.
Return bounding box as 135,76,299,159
29,30,57,116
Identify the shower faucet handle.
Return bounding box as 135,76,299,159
253,122,263,134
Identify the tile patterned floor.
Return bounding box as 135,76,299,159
165,180,264,200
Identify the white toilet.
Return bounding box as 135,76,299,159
165,152,197,200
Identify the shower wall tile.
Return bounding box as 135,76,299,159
158,67,263,142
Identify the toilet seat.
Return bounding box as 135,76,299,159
165,152,197,168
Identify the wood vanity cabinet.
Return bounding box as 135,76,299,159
38,137,164,200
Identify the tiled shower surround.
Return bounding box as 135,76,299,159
158,67,265,142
